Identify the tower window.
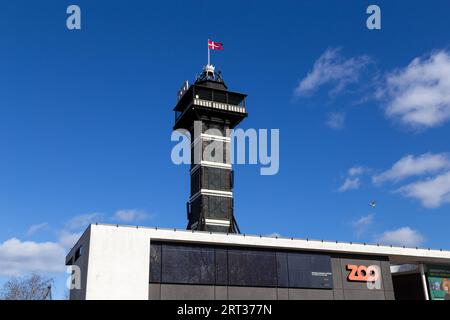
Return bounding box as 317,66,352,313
213,91,227,104
203,195,231,220
196,87,213,101
203,167,231,191
75,245,83,261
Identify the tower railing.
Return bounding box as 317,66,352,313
175,99,246,122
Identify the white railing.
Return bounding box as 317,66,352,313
193,99,246,114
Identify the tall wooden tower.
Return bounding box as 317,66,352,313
173,64,247,233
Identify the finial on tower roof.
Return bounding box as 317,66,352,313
204,64,215,75
195,64,227,88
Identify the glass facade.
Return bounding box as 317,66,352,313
150,242,333,289
228,249,278,287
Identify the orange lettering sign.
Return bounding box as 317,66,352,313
346,264,380,282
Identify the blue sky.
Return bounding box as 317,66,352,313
1,0,450,299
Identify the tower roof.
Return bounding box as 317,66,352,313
195,64,228,90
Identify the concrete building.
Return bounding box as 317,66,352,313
66,223,450,300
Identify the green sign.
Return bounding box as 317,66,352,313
427,265,450,300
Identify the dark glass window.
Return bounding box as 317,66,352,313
309,255,333,288
196,87,213,101
203,195,230,220
287,253,333,289
276,252,289,287
161,244,215,285
228,93,245,106
203,167,231,191
149,242,333,290
228,249,277,287
213,90,227,104
206,167,220,190
287,253,311,288
75,245,83,261
215,248,228,285
149,243,161,283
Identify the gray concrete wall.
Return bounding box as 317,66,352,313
149,254,395,300
331,254,395,300
69,227,91,300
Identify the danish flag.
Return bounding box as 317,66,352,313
208,39,224,50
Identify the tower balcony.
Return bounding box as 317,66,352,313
173,84,248,131
175,98,246,123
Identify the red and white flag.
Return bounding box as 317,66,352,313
208,39,223,50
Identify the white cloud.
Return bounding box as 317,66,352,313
0,238,66,277
379,50,450,129
112,209,150,223
26,222,50,236
58,230,82,249
348,166,367,177
338,166,368,192
338,177,360,192
0,208,153,277
65,212,103,230
397,171,450,208
370,153,450,208
295,48,371,96
376,227,425,247
325,112,346,130
373,153,450,184
352,214,374,237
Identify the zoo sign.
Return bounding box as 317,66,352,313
346,264,380,283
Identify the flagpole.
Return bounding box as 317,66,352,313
208,46,210,66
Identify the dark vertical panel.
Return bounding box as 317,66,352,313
204,195,230,220
215,248,228,285
287,253,311,288
228,249,277,287
161,244,215,285
228,93,245,106
310,255,331,271
222,169,230,190
310,255,333,288
203,167,231,191
206,167,220,190
197,87,213,100
288,253,333,289
149,243,161,283
189,197,202,227
190,168,201,195
276,252,289,287
214,90,227,103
